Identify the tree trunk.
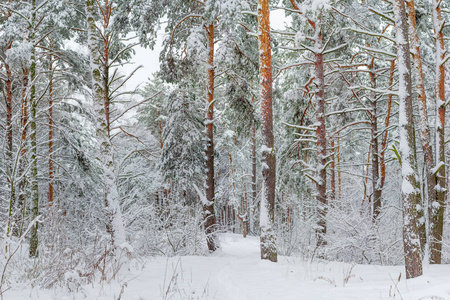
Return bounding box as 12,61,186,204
289,0,327,248
16,68,29,238
337,136,341,201
314,22,327,248
430,0,446,264
369,59,382,221
380,60,395,191
4,0,15,246
330,138,335,205
393,0,423,279
405,0,431,254
251,118,257,234
5,62,13,178
258,0,277,262
48,51,54,208
86,0,126,248
29,1,39,256
5,60,15,242
242,184,248,238
204,23,218,251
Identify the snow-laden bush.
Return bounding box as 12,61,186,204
0,212,131,295
275,169,404,265
130,200,207,257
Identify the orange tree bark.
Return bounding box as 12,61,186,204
16,68,29,238
380,60,395,191
258,0,277,262
204,23,218,251
314,24,327,247
430,0,446,264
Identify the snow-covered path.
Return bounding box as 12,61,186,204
6,233,450,299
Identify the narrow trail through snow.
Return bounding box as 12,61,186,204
117,233,450,300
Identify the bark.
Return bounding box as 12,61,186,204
242,184,248,238
369,59,382,221
314,23,327,248
5,62,13,174
330,138,335,205
5,59,15,241
258,0,277,262
380,60,395,190
48,51,54,207
3,8,15,246
251,118,257,234
337,136,341,201
393,0,423,279
29,0,39,257
16,68,29,238
430,0,446,264
204,23,218,251
405,0,431,253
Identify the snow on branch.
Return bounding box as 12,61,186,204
274,61,313,79
359,45,396,58
368,8,395,24
193,183,211,206
111,90,163,124
281,121,318,131
343,27,396,44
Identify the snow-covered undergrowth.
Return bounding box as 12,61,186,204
3,233,450,300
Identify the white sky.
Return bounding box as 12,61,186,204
121,9,288,91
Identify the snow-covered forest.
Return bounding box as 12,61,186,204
1,0,450,299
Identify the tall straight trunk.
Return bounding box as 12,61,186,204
16,68,29,238
4,0,13,216
251,118,257,234
314,22,327,247
29,0,39,257
430,0,446,264
337,136,341,201
5,60,15,241
393,0,423,279
369,59,382,221
242,184,248,238
5,62,13,176
48,52,54,207
258,0,277,262
204,23,218,251
330,138,335,204
380,60,395,190
289,0,327,246
405,0,431,254
86,0,126,248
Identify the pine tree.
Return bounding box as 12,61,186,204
258,0,277,262
393,0,423,279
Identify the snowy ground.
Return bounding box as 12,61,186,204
6,233,450,300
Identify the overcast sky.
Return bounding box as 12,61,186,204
121,9,289,91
